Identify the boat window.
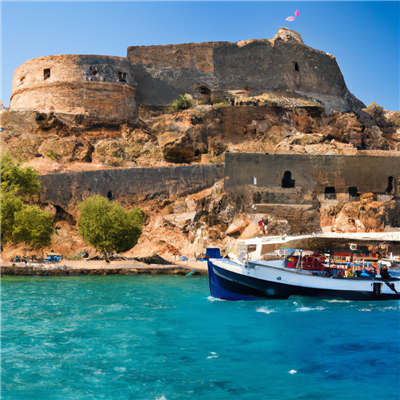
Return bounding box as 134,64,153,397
325,186,336,200
282,171,295,188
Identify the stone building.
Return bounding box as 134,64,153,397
225,153,399,205
10,55,138,123
9,28,365,120
128,28,364,114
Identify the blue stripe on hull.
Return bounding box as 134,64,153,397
207,261,265,300
208,261,400,301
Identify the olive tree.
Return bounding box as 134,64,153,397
78,195,144,256
12,205,54,248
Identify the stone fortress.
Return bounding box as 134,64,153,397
3,27,400,251
10,55,138,124
10,28,364,123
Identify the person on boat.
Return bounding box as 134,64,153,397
345,266,355,277
361,266,377,277
355,266,362,277
380,266,392,279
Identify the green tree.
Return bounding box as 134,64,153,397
1,151,54,248
1,188,25,243
1,151,41,196
78,195,144,255
12,205,55,248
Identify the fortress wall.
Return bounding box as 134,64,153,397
10,55,138,121
39,164,224,215
212,40,346,96
11,82,137,121
127,36,349,109
127,42,217,106
224,153,400,196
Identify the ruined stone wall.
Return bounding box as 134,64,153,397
127,28,359,113
10,55,138,123
39,164,224,215
224,153,400,198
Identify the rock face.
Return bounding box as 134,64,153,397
10,55,138,124
127,28,362,114
322,199,400,233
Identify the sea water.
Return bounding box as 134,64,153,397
2,275,399,400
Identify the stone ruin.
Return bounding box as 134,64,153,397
8,28,365,126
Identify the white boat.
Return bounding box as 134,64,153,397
206,233,400,301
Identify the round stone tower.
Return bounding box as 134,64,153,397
10,55,138,122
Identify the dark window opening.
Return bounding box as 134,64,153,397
325,186,336,200
90,67,98,76
194,84,212,104
294,62,299,72
44,69,51,80
194,149,200,157
282,171,295,188
118,71,127,82
107,191,114,201
385,176,394,194
348,187,358,198
253,192,262,203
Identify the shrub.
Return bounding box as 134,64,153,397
78,195,144,254
46,149,57,160
170,94,193,113
1,151,54,248
1,151,41,196
12,205,55,248
1,188,25,243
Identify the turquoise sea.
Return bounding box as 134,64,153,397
2,275,399,400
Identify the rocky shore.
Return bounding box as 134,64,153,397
1,260,207,276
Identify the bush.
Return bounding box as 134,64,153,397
12,205,54,248
1,188,25,243
1,152,53,247
170,94,192,113
78,195,144,254
1,151,41,196
46,150,57,161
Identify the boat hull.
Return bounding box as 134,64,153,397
208,260,400,301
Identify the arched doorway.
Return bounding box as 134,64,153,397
282,171,295,188
107,191,114,201
193,83,211,105
385,176,394,194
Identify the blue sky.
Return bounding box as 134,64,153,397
1,1,399,110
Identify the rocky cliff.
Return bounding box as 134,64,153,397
2,29,400,262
